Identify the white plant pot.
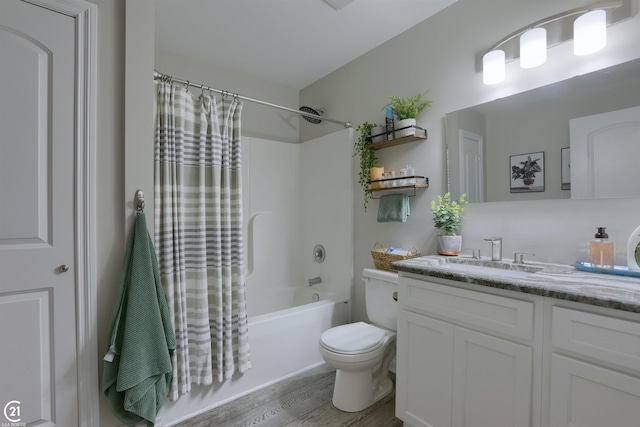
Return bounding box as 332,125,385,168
371,125,386,143
437,235,462,256
395,118,416,138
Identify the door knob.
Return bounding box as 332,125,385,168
59,264,69,273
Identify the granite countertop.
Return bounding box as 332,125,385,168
391,256,640,314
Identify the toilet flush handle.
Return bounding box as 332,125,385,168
393,291,398,301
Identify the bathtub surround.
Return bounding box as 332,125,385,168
154,80,250,400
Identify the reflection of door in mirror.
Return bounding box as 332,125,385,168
570,106,640,199
459,130,484,203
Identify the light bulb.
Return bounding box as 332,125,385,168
483,50,505,85
574,10,607,56
520,28,547,68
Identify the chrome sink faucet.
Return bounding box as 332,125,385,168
484,237,502,261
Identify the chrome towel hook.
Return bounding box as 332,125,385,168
134,189,145,212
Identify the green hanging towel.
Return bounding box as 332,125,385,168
377,193,411,223
102,212,176,426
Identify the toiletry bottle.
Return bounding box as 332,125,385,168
590,227,614,268
385,106,395,140
627,224,640,271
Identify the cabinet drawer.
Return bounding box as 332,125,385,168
552,306,640,373
400,277,534,340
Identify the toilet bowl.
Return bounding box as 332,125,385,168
319,268,398,412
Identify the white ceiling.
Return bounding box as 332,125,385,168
155,0,458,90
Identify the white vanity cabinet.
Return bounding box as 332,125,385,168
545,302,640,427
396,271,640,427
396,275,543,427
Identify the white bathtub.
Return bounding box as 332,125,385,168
161,287,350,426
246,285,341,318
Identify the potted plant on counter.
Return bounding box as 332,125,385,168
431,192,467,256
385,92,432,137
354,121,379,211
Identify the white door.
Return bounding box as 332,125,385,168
0,1,79,425
570,106,640,199
459,130,484,203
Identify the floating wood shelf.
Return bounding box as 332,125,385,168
366,176,429,199
367,126,428,150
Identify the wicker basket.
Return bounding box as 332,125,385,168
371,242,420,272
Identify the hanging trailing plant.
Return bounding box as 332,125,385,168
354,121,379,211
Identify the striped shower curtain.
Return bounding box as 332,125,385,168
154,80,251,400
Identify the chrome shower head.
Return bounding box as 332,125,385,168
299,106,324,124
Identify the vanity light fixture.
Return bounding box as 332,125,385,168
520,28,547,69
481,1,628,85
574,9,607,56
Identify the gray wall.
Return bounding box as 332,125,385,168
300,0,640,323
91,0,125,425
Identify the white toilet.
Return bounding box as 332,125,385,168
319,268,398,412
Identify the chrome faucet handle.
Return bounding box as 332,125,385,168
513,252,535,264
462,248,481,259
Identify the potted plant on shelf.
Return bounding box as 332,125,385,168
431,192,467,256
385,92,432,137
511,155,542,187
354,121,380,211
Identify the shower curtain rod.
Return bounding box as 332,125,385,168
154,70,352,128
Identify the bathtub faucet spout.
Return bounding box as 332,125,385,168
308,276,322,286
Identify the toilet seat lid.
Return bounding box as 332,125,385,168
320,322,386,354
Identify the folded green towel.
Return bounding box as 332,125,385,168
377,193,410,223
103,212,176,426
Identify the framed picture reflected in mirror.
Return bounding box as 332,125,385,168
510,151,545,193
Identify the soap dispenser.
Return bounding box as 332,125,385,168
590,227,614,269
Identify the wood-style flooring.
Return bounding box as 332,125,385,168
172,363,403,427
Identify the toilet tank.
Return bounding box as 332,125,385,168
363,268,398,331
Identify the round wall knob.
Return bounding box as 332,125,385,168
59,264,69,273
313,244,325,263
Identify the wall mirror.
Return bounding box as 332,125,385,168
446,58,640,203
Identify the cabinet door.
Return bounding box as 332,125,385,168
397,310,454,427
549,354,640,427
452,327,533,427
